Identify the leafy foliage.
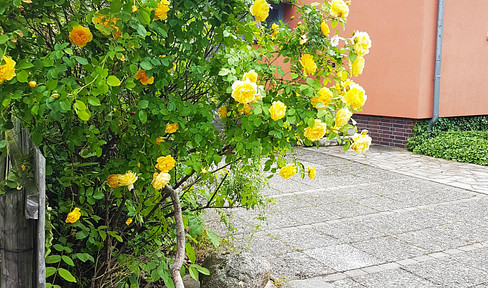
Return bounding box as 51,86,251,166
407,116,488,165
0,0,371,286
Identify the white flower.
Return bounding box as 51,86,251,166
331,35,341,47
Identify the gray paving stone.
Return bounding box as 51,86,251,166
452,248,488,272
322,200,378,218
238,232,293,257
268,251,336,279
351,236,427,262
395,227,470,253
330,278,366,287
271,226,340,250
403,257,488,287
269,177,316,193
304,244,383,271
313,219,386,243
352,195,405,211
287,207,341,225
430,221,488,244
353,268,441,287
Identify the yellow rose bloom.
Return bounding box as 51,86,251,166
65,208,81,223
134,69,154,85
69,25,93,47
308,166,316,180
334,108,353,128
344,82,367,110
155,155,176,172
218,106,227,119
271,23,279,39
125,218,133,225
350,56,365,77
299,54,317,77
154,0,170,20
165,123,178,133
231,80,258,104
304,119,326,142
320,21,330,37
152,172,171,190
330,0,349,19
311,87,333,110
118,171,138,190
155,136,164,145
132,5,138,13
250,0,270,22
108,174,120,188
351,130,372,153
352,31,372,56
242,70,258,83
0,56,16,84
28,81,37,87
238,104,252,115
92,14,121,39
269,101,286,121
279,165,297,179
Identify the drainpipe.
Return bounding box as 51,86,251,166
429,0,445,134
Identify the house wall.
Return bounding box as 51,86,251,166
439,0,488,117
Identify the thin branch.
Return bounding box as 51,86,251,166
165,184,185,288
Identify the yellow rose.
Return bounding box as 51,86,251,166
311,87,333,110
125,218,133,225
107,174,120,188
352,31,372,56
320,21,330,37
350,56,365,77
299,54,316,77
334,108,352,128
152,172,171,190
269,101,286,121
65,208,81,223
218,106,227,119
330,0,349,19
132,5,138,13
155,136,164,145
308,166,316,180
0,56,16,84
154,0,170,20
28,81,37,87
250,0,270,22
351,130,372,153
231,80,258,104
304,119,326,142
242,70,258,83
92,14,121,39
119,171,138,190
69,25,93,47
134,69,154,85
238,103,252,115
271,23,279,39
279,165,296,179
155,155,176,172
165,123,178,133
344,82,367,110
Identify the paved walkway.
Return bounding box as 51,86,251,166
206,146,488,288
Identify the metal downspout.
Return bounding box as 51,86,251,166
429,0,445,133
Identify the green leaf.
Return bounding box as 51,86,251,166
73,253,95,263
73,56,88,65
16,70,28,83
74,100,87,111
206,229,219,248
87,96,101,106
58,268,77,283
0,35,8,44
46,255,61,264
138,110,147,123
137,100,149,109
188,266,198,281
110,0,121,13
138,7,151,25
46,267,57,278
16,59,34,70
349,50,358,64
308,118,316,128
185,243,196,263
140,61,152,70
107,75,121,87
62,255,75,266
184,167,193,175
193,264,210,275
76,109,91,122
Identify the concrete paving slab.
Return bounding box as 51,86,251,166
268,251,336,279
403,257,488,287
395,227,471,253
352,268,441,287
351,236,427,262
304,244,383,271
313,220,386,243
270,226,340,250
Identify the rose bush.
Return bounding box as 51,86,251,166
0,0,372,286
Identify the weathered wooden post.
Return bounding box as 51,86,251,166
0,122,46,288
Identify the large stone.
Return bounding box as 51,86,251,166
200,252,271,288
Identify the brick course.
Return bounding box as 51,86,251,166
353,114,418,148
